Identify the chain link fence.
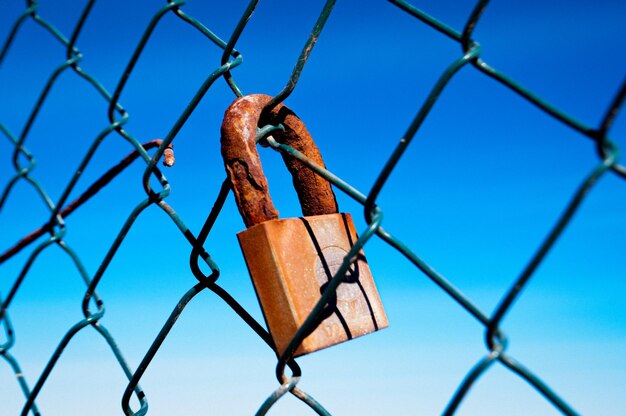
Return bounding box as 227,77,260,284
1,0,624,415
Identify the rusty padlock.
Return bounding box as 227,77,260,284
221,94,388,357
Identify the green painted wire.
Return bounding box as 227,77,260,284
1,0,624,415
0,2,37,64
262,0,336,113
0,2,150,414
220,0,260,97
0,301,41,416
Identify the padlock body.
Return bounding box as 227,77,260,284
237,213,388,357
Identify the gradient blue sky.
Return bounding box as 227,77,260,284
1,0,625,415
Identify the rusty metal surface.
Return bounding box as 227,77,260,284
0,139,171,265
163,143,175,167
238,213,388,357
221,94,338,228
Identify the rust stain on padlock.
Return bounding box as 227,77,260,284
238,213,388,356
221,94,338,228
221,94,388,357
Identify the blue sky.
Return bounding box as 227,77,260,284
1,0,625,415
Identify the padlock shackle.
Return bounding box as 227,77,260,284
221,94,338,228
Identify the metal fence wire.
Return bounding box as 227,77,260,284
1,0,624,415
